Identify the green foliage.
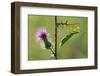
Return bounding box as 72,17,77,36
60,31,79,46
44,38,52,49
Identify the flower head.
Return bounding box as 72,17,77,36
36,28,48,40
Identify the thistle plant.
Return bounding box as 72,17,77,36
36,28,56,59
36,16,80,59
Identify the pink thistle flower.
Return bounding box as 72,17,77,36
36,28,48,40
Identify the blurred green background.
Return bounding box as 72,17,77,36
28,15,88,61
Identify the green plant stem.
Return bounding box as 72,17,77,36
49,48,56,59
49,48,55,55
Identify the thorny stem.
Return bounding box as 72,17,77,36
55,16,57,59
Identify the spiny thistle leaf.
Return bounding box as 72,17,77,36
60,31,79,46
